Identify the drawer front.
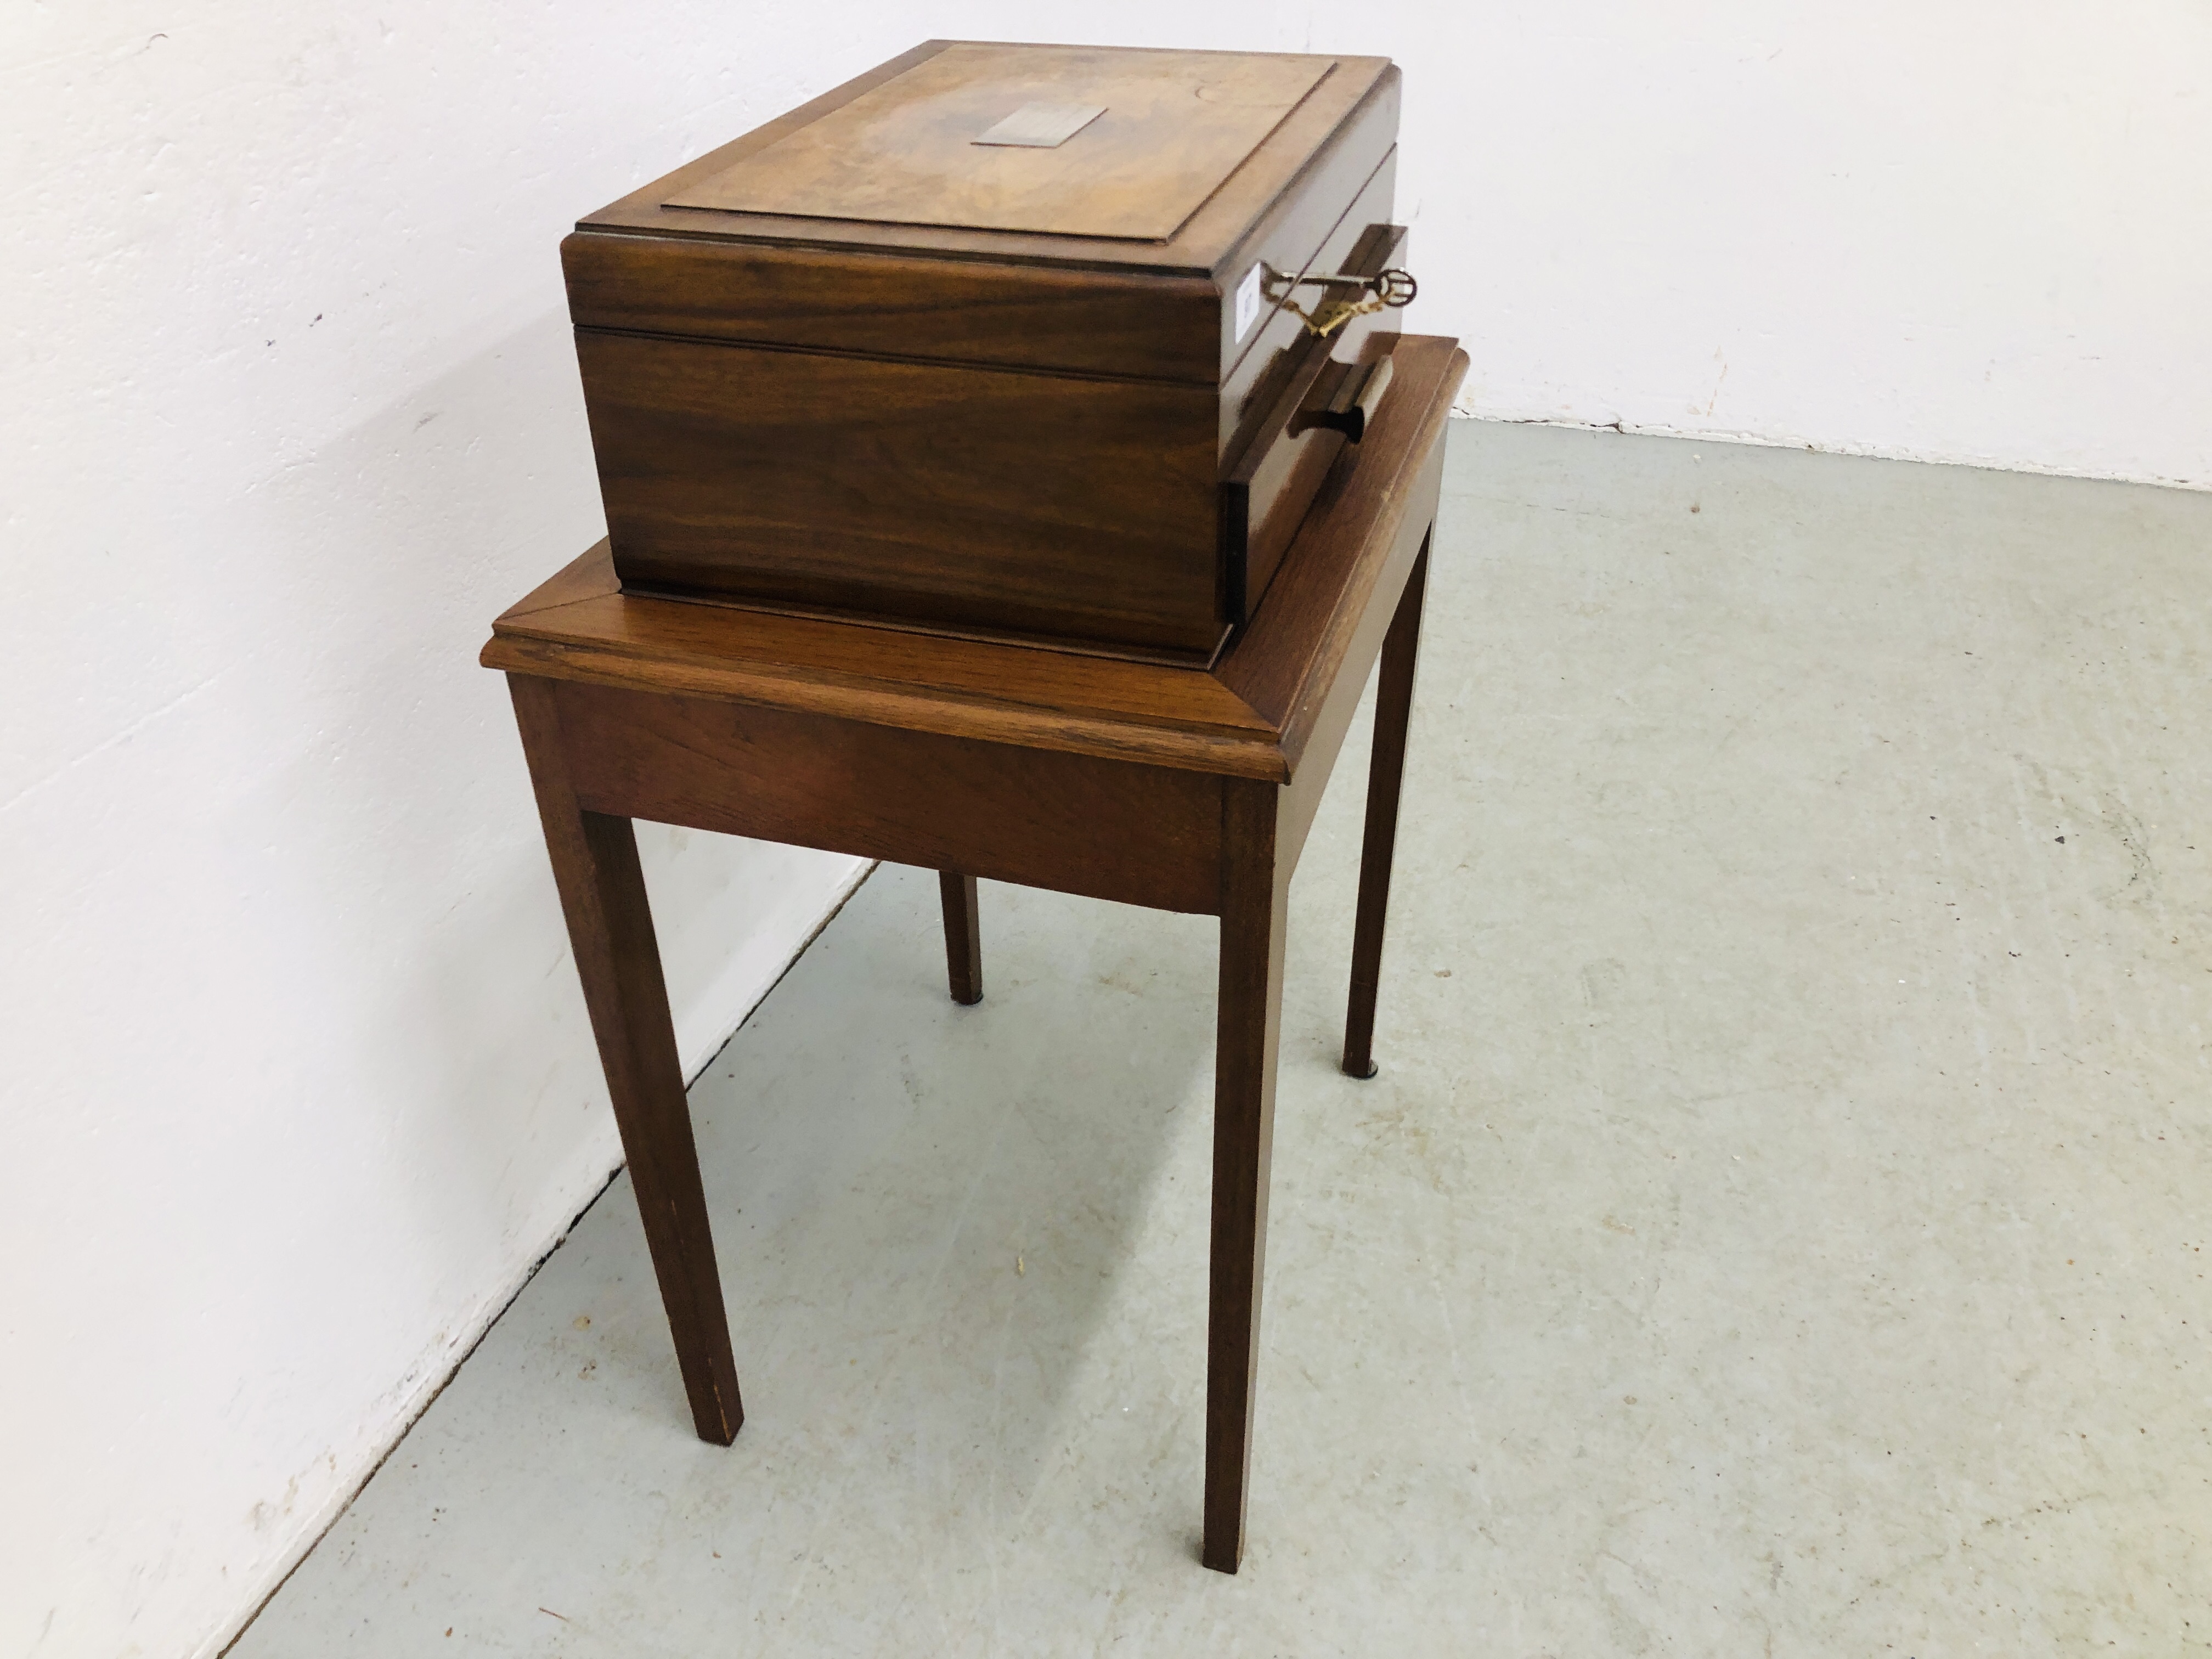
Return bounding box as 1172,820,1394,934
1218,218,1409,624
576,331,1226,661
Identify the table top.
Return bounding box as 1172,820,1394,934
483,333,1466,783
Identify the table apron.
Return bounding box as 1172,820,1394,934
548,679,1230,915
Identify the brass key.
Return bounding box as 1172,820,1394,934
1268,267,1418,338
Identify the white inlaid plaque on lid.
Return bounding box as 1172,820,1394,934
972,102,1107,149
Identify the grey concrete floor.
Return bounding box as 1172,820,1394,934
234,425,2212,1655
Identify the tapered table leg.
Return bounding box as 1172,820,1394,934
938,871,983,1005
1342,533,1432,1080
1204,780,1288,1573
508,676,744,1445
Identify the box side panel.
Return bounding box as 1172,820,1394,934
1212,66,1400,382
1216,173,1405,625
562,233,1218,383
575,332,1222,657
1217,147,1399,452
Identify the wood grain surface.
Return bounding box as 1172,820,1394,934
665,44,1333,242
563,232,1222,384
507,678,745,1445
579,42,1395,283
1215,151,1397,444
551,681,1226,915
1204,777,1288,1572
1216,205,1410,628
563,43,1406,661
575,329,1224,658
485,334,1467,782
566,79,1397,391
1265,428,1444,871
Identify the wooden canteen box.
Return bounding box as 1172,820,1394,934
563,40,1410,665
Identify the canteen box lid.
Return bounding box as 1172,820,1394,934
662,43,1336,242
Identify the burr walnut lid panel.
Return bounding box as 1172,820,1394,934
664,43,1334,241
578,41,1393,277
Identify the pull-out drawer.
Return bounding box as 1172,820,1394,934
1220,220,1410,624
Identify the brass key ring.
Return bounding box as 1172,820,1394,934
1266,266,1419,338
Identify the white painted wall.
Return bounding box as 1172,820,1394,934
5,3,2206,1656
1,9,881,1657
1410,2,2212,487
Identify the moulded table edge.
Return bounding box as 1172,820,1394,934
481,634,1293,781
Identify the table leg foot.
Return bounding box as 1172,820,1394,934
938,871,983,1005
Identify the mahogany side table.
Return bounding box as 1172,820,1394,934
482,334,1468,1572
